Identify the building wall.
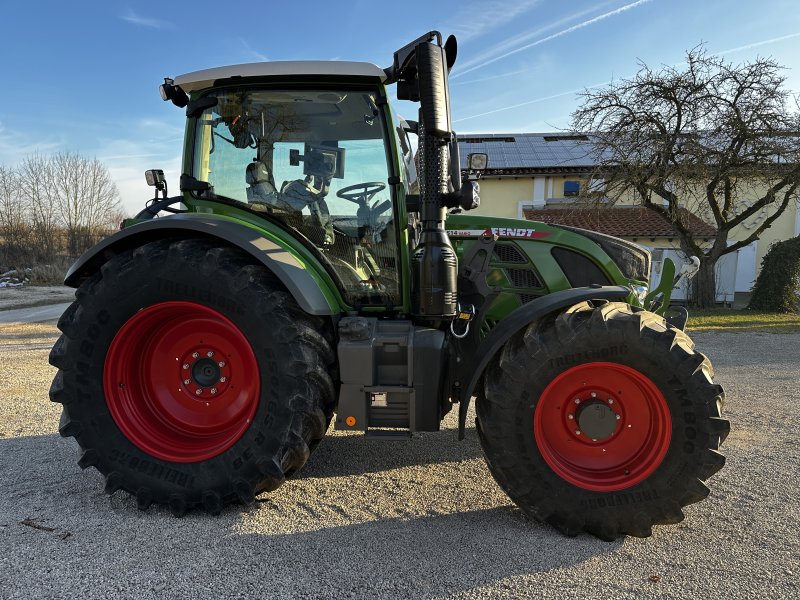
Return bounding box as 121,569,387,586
471,177,534,219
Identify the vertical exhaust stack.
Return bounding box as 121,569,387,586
387,34,459,319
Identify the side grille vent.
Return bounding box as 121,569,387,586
505,268,543,289
493,243,527,264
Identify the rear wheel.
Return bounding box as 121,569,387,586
478,302,729,540
49,239,335,515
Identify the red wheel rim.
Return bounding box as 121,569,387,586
104,301,260,463
533,362,671,492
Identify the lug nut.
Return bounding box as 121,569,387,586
220,376,227,383
184,379,190,385
210,388,217,395
574,398,580,404
568,414,574,420
608,399,614,405
195,389,203,395
192,352,200,359
616,414,621,420
182,363,189,370
218,361,226,368
575,430,581,435
590,392,597,398
207,351,214,357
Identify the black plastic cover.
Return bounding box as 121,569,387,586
415,42,451,138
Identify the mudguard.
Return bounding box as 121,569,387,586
457,285,632,438
64,213,336,315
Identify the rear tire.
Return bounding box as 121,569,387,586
49,239,335,515
478,302,729,540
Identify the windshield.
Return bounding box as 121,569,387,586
192,87,400,307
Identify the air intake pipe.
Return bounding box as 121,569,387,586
409,41,457,318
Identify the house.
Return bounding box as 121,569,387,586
459,133,800,304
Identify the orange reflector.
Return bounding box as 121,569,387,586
345,416,356,427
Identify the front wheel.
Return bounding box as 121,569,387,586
478,302,729,540
49,239,335,515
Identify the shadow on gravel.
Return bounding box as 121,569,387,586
299,428,484,479
236,508,621,597
0,326,60,351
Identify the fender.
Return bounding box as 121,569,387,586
65,213,336,315
457,285,632,438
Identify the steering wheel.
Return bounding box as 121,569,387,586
336,182,386,205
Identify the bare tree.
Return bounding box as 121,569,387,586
48,152,120,256
18,153,60,263
571,46,800,307
0,165,32,266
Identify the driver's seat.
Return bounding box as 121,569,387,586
245,161,278,206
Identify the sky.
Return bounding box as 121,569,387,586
1,0,799,215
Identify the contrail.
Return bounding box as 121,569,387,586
454,0,620,74
451,0,543,43
452,68,533,86
714,32,800,57
454,0,653,78
454,83,607,123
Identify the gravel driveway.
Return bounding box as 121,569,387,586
0,321,797,599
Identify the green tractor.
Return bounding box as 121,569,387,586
49,32,728,539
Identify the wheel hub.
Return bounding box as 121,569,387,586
181,349,230,398
191,357,222,388
575,399,619,441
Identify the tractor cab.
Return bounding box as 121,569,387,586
178,68,403,308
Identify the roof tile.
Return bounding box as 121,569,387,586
523,206,717,238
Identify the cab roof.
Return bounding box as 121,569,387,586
173,61,387,93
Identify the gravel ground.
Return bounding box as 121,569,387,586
0,286,75,311
0,321,798,599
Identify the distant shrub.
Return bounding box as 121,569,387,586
748,236,800,313
27,259,71,285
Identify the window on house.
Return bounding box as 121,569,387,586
563,181,580,197
587,177,605,193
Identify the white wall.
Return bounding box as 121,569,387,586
734,242,757,293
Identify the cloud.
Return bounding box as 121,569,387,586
449,0,543,43
454,0,653,78
0,121,63,166
120,9,170,29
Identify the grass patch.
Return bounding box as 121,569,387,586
687,309,800,333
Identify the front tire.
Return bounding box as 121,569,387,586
49,239,335,515
478,302,729,540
